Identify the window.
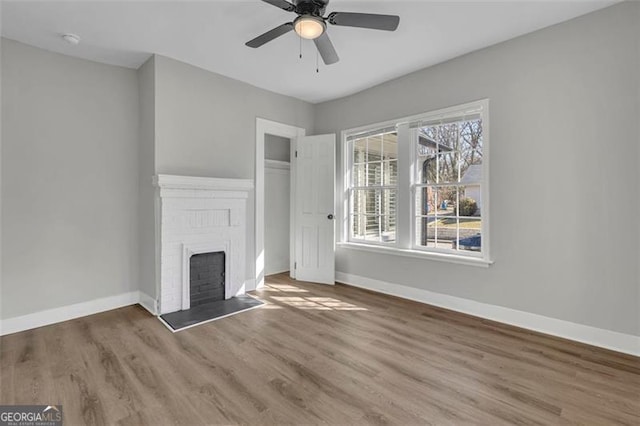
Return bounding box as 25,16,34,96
413,116,484,254
348,129,398,244
343,100,490,264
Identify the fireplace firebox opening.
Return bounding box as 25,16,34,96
190,252,225,307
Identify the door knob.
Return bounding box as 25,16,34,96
327,214,334,220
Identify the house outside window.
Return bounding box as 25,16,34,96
342,100,490,265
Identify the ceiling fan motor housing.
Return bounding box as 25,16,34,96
294,0,328,17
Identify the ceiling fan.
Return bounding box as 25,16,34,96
245,0,400,65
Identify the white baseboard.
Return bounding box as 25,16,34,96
336,272,640,357
265,268,290,277
0,291,157,336
138,291,158,316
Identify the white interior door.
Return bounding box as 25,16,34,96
294,134,336,285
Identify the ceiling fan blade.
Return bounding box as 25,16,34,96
327,12,400,31
314,32,339,65
261,0,295,12
246,23,294,48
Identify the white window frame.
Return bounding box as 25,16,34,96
345,126,399,248
340,99,492,267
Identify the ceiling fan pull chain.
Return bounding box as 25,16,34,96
299,35,302,59
316,48,319,73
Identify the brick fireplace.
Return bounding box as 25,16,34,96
154,175,253,315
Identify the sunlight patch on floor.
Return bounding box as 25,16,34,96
270,296,367,311
264,284,310,293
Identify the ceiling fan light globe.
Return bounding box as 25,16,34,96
294,16,325,40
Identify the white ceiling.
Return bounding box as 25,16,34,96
1,0,616,103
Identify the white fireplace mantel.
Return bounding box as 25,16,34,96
154,174,254,192
154,174,253,315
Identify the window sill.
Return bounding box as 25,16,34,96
336,242,493,268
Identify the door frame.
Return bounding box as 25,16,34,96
255,118,306,290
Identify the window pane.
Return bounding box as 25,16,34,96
353,189,397,217
459,160,482,185
459,119,483,186
353,189,377,215
352,215,380,241
418,216,464,250
381,216,396,242
367,135,383,161
352,163,366,187
364,215,381,241
459,119,483,153
415,187,435,216
352,189,364,215
415,181,482,251
354,138,367,163
417,134,438,157
418,153,460,184
457,218,482,252
415,216,436,248
381,189,397,218
415,186,457,216
351,215,380,242
437,151,460,183
351,214,363,239
421,123,459,152
419,154,437,184
458,185,481,217
422,217,454,250
435,217,458,250
383,132,398,159
435,186,457,217
367,161,382,186
383,160,397,186
351,189,396,243
416,216,483,252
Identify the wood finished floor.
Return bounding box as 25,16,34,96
1,273,639,425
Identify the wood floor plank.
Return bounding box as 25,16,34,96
5,328,58,406
1,273,638,425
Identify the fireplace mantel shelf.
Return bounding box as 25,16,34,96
154,174,253,192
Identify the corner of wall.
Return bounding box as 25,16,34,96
137,54,158,302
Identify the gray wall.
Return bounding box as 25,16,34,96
314,2,640,336
154,55,314,178
137,56,157,301
1,39,140,319
153,55,314,283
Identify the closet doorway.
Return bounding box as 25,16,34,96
264,134,291,277
254,118,305,290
